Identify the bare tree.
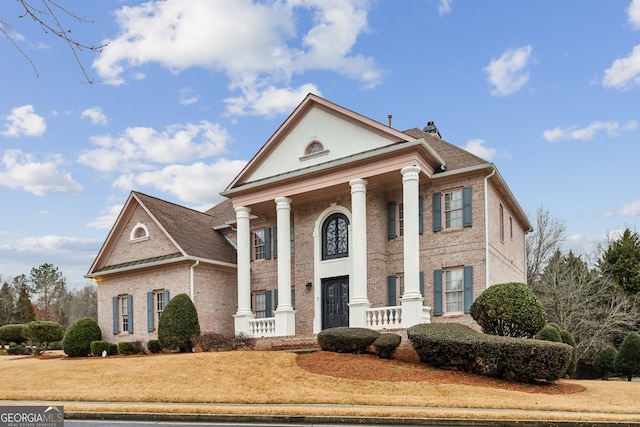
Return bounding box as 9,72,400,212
526,206,566,287
1,0,106,83
535,250,639,361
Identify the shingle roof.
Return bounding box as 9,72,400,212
403,128,488,171
204,198,236,227
134,192,236,264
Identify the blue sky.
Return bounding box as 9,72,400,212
1,0,639,289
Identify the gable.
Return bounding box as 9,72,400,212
245,106,404,184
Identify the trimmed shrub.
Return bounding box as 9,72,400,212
62,317,102,357
158,293,200,352
470,282,547,338
373,333,401,359
90,341,118,356
147,339,162,354
118,341,143,355
192,332,233,352
408,323,572,383
559,330,577,377
0,324,27,346
534,324,562,343
317,327,380,354
614,331,640,381
594,344,618,380
24,321,64,355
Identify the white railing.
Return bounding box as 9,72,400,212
422,306,432,324
365,306,402,330
248,317,276,337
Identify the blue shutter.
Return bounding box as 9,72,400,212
419,271,425,297
418,195,424,235
163,289,170,305
147,292,154,332
274,288,279,310
387,276,396,306
264,227,271,259
126,294,134,333
463,265,473,313
387,202,397,239
432,192,442,232
273,227,278,259
112,296,119,335
463,186,472,227
265,290,272,317
433,270,443,316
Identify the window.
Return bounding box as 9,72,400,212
129,223,149,241
147,290,169,332
254,290,273,318
433,266,473,316
445,269,464,313
444,190,463,228
388,197,423,239
432,187,472,232
322,213,349,260
305,141,324,155
499,204,504,242
253,229,266,260
121,296,129,332
387,274,404,306
398,203,404,237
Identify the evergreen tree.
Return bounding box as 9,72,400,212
13,280,35,324
600,228,640,294
614,331,640,381
29,263,67,321
0,281,15,325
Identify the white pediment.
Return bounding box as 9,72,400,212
244,106,402,184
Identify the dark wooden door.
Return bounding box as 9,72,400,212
322,276,349,329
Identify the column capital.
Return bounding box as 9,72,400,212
401,165,421,181
349,178,368,193
235,206,251,218
275,196,292,209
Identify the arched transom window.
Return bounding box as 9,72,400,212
305,140,324,155
322,213,349,260
130,223,149,241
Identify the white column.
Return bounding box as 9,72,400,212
349,178,371,327
234,206,253,335
400,166,425,327
275,196,295,336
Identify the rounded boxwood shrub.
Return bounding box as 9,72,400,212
470,282,547,338
63,317,102,357
373,333,402,359
559,330,577,377
24,321,64,355
118,341,143,355
90,340,118,356
158,293,200,352
147,339,162,354
317,327,380,354
594,344,618,380
0,324,27,346
534,324,562,343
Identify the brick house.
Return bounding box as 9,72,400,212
86,94,531,345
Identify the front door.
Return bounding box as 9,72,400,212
322,276,349,329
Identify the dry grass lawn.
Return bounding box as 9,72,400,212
1,350,639,423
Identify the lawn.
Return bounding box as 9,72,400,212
0,350,639,423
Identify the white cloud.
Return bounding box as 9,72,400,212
0,150,83,196
78,120,231,172
542,120,637,142
484,45,533,96
87,203,125,230
1,105,46,137
602,45,640,90
178,87,199,106
81,107,108,125
604,200,640,217
439,0,453,15
132,159,248,205
628,0,640,30
225,83,321,117
462,139,497,161
92,0,381,116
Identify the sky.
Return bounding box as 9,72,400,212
0,0,639,289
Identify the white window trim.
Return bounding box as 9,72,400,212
130,223,149,242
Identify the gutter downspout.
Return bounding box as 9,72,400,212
190,260,199,301
484,166,496,289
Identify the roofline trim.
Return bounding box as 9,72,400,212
85,255,237,279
